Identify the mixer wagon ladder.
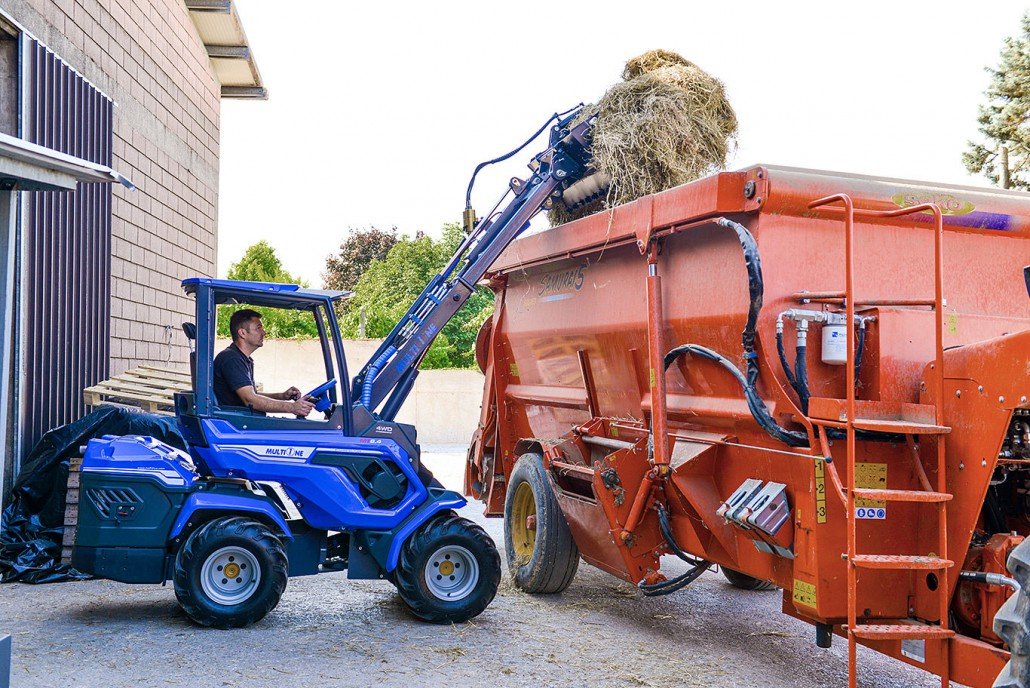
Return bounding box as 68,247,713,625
807,194,954,688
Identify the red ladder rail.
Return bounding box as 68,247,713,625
807,194,950,688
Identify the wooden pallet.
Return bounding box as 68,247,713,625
82,364,191,415
61,457,82,564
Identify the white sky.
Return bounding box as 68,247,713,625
218,1,1027,286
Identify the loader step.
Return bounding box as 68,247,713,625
851,488,952,503
850,555,953,570
849,624,954,640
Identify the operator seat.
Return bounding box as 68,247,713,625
182,322,197,390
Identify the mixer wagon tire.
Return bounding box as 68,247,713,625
992,538,1030,687
504,452,579,594
721,566,777,591
394,511,501,624
173,516,288,629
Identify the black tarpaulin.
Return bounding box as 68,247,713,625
0,406,185,583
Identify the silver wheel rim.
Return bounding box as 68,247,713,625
200,546,261,605
424,545,479,601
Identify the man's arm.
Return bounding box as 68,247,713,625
263,386,301,401
236,386,314,416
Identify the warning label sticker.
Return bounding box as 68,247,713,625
855,462,887,520
793,579,818,609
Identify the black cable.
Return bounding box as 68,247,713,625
656,503,705,566
666,343,810,447
464,105,582,211
637,502,710,596
775,330,799,395
795,343,810,415
854,324,866,390
640,562,711,596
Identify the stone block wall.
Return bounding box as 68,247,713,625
8,0,219,374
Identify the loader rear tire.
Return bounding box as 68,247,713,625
173,516,288,629
721,566,777,591
504,452,579,594
992,538,1030,687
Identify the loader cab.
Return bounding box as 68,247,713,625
174,278,354,438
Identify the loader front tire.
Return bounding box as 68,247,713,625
504,452,579,594
173,516,288,629
721,566,777,591
394,511,500,624
993,538,1030,687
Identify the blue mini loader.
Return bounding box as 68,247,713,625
68,106,601,628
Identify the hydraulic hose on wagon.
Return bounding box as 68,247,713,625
663,217,809,448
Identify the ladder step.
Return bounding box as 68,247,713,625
850,554,953,570
851,418,950,435
850,624,954,641
852,488,952,503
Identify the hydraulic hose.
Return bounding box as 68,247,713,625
665,343,810,447
854,321,867,388
663,217,810,448
775,329,799,395
638,503,710,596
795,342,810,415
360,345,396,410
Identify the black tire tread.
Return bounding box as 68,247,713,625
995,538,1030,687
504,453,579,594
173,516,288,629
395,512,500,624
721,566,777,591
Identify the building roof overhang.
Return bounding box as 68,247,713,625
184,0,267,100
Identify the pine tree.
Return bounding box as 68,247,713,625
964,13,1030,190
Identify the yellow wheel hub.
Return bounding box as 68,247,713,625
223,563,241,579
438,560,455,576
510,481,538,562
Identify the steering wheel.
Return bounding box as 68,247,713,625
303,379,337,414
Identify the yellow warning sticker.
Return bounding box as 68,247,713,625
793,579,818,609
855,462,887,520
509,362,520,378
814,460,827,524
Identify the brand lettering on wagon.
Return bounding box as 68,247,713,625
538,262,588,302
891,192,975,216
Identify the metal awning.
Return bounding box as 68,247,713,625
184,0,267,100
0,132,134,191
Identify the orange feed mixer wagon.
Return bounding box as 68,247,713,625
465,165,1030,687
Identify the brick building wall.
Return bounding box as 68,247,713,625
7,0,219,375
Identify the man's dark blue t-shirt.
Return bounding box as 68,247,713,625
213,343,255,408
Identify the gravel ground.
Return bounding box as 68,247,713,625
0,446,949,687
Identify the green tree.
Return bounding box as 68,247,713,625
323,226,398,291
342,223,494,369
217,241,319,339
964,13,1030,189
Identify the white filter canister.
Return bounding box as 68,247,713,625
821,324,848,365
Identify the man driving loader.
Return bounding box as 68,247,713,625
214,308,314,416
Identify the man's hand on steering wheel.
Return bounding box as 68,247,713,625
289,397,315,417
283,386,302,401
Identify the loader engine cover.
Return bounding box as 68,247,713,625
72,435,198,583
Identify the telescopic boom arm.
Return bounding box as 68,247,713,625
352,108,600,418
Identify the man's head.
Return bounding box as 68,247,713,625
229,309,265,351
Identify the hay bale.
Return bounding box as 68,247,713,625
549,50,737,225
622,49,695,80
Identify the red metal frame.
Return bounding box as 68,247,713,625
468,165,1030,687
